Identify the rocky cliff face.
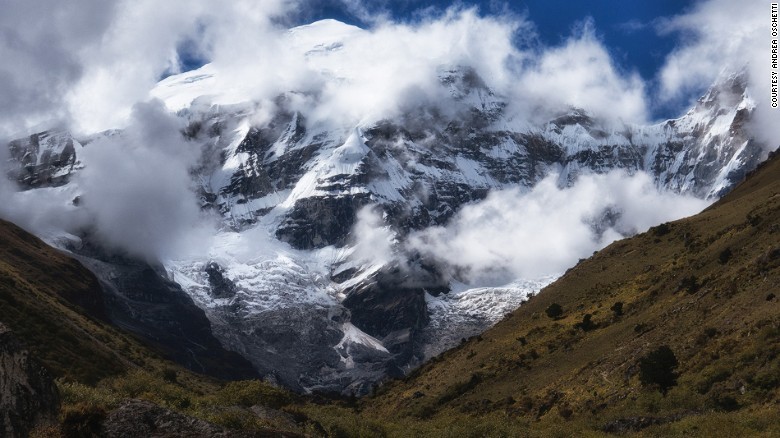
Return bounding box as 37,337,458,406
2,22,771,395
6,130,83,189
0,323,60,438
66,242,260,381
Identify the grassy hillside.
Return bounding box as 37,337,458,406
302,152,780,436
0,220,318,436
0,219,129,383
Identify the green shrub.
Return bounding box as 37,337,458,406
652,223,671,236
574,314,596,332
678,275,700,294
545,303,563,319
162,368,178,384
639,345,679,395
610,302,624,317
60,404,106,437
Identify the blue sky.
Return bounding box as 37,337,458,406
303,1,694,76
281,0,700,118
4,0,765,135
271,1,700,80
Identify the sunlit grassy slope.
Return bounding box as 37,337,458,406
303,151,780,436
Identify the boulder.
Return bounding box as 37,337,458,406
0,323,60,438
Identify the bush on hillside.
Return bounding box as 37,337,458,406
639,345,679,395
545,303,563,319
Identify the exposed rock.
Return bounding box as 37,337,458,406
342,265,449,369
276,194,373,249
6,130,82,189
602,413,688,434
102,399,302,437
205,262,237,298
0,323,60,438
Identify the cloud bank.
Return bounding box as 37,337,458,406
76,100,212,260
351,206,396,267
0,0,770,266
657,0,779,149
0,101,212,261
407,171,709,286
155,7,649,128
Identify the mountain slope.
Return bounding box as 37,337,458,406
0,218,125,383
303,150,780,435
0,218,330,436
4,20,771,396
155,65,767,395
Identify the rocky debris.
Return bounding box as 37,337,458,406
602,412,689,434
0,323,60,438
102,399,303,437
205,262,237,298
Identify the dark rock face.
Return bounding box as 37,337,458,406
205,262,237,298
6,130,81,189
208,305,345,393
342,266,449,366
0,323,60,438
343,271,430,340
276,194,372,249
70,246,258,381
102,399,303,437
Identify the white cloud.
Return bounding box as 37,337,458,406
0,0,116,135
407,171,709,286
66,0,297,134
657,0,777,148
0,1,656,135
147,6,648,128
512,20,648,124
75,100,214,260
351,205,396,267
0,100,214,261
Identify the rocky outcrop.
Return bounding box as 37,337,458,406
276,194,372,249
205,262,237,299
342,265,448,368
6,130,82,189
0,323,60,438
103,399,303,437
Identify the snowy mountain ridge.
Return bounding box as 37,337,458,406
4,20,770,395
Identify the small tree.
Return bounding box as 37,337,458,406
610,302,624,318
545,303,563,319
574,314,596,332
639,345,679,395
718,248,733,264
678,275,700,294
